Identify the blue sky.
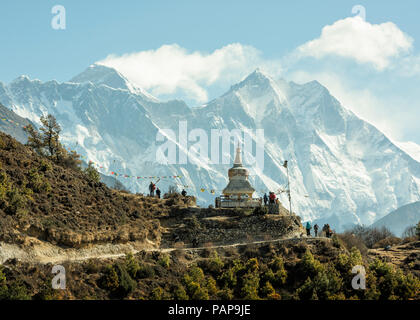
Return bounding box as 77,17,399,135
1,0,420,150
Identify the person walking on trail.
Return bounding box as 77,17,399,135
314,224,319,237
269,192,276,204
149,181,156,197
326,224,332,238
306,221,312,236
156,187,161,199
322,224,328,237
263,193,268,206
181,189,187,197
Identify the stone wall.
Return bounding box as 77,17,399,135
161,207,304,248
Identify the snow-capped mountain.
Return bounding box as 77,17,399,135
394,141,420,163
0,64,419,231
371,201,420,237
0,102,32,143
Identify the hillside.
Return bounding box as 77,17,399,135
1,235,419,300
0,131,162,248
371,202,420,237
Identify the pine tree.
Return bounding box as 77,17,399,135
84,162,100,183
39,114,63,161
24,114,81,170
24,124,44,156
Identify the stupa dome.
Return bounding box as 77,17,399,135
222,144,255,197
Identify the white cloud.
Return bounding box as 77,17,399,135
296,17,413,71
98,43,282,103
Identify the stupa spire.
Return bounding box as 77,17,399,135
234,142,242,166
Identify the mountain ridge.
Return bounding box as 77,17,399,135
1,65,419,230
371,201,420,236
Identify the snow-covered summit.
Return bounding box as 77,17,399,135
70,64,159,102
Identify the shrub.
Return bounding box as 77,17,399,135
240,272,260,300
264,256,287,287
0,170,10,203
114,263,137,298
190,283,209,300
393,269,420,300
158,254,171,269
298,250,324,278
152,286,165,300
33,278,58,300
84,163,100,183
186,266,205,284
4,281,31,300
296,277,316,300
217,287,234,300
28,168,51,194
372,237,401,249
336,247,363,275
349,225,394,248
183,277,208,300
337,232,368,256
368,258,420,300
261,281,280,299
182,266,209,300
0,267,8,299
0,267,30,301
136,264,155,279
204,251,224,274
60,150,82,171
39,159,52,172
0,171,28,216
206,276,218,296
245,258,259,273
101,265,119,292
218,267,237,288
173,283,189,300
5,187,27,216
100,263,136,298
125,253,140,279
296,264,343,301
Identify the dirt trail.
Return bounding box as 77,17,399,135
368,242,419,268
0,233,328,265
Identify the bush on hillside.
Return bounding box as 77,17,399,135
84,162,100,183
347,225,395,248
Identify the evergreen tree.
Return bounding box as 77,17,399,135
24,124,44,156
39,114,63,161
84,162,101,183
24,114,81,169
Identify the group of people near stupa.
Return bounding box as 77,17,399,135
148,181,187,199
263,192,280,205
